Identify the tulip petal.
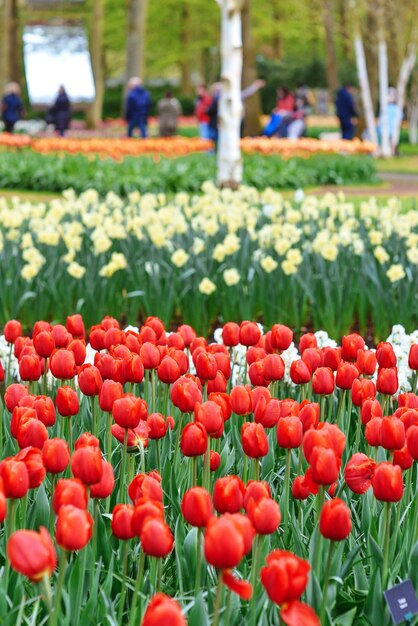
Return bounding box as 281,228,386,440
280,601,320,626
222,570,252,600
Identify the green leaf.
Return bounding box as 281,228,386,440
187,591,210,626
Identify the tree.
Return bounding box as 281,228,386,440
179,0,193,96
322,0,339,94
0,0,12,95
216,0,244,187
242,0,262,135
376,0,390,157
87,0,105,127
126,0,148,81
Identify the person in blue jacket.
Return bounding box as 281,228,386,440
1,82,24,133
125,77,152,138
335,84,358,140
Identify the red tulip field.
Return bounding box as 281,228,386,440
0,314,417,625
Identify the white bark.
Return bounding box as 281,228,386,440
354,34,378,147
393,41,417,148
216,0,244,187
410,103,418,144
126,0,148,81
377,0,391,157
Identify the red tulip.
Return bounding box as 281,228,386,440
309,447,341,485
247,497,281,534
75,432,100,449
301,348,322,372
277,416,303,448
299,333,317,353
17,417,48,450
230,385,253,415
241,422,268,458
33,396,56,427
195,401,224,436
195,351,217,381
271,324,293,351
409,345,418,370
341,333,365,361
157,356,180,384
239,321,261,347
263,354,285,382
280,601,320,626
336,362,359,390
112,395,147,429
210,450,221,471
66,314,85,339
7,527,56,581
213,475,245,514
71,446,103,485
131,499,164,536
372,462,403,502
243,481,271,510
142,593,186,626
351,378,376,407
380,416,405,451
4,384,28,412
361,399,382,425
406,425,418,460
393,444,413,470
56,386,79,417
78,364,103,396
4,320,22,344
204,515,246,569
140,518,173,557
53,478,88,513
320,498,352,540
356,350,377,376
15,447,45,489
365,417,383,447
312,367,334,395
181,422,208,457
344,453,376,494
376,342,397,368
171,376,202,413
90,460,114,499
128,472,163,504
298,402,320,432
376,367,398,396
290,359,312,385
19,354,42,381
181,487,213,527
260,550,310,605
42,438,70,474
222,322,240,346
51,324,71,348
111,504,135,540
33,330,55,359
55,504,93,550
98,380,124,412
49,349,76,380
322,347,341,371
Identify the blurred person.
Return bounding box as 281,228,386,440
157,91,182,137
207,82,222,147
125,77,152,138
194,84,212,139
336,84,358,140
1,82,24,133
49,86,71,137
276,87,295,113
378,87,402,155
287,96,308,139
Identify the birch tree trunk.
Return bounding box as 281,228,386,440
87,0,105,128
242,0,261,136
126,0,148,81
322,0,339,94
216,0,244,188
353,33,378,147
0,0,12,95
179,0,192,97
376,0,390,157
393,36,417,149
409,71,418,145
9,0,20,83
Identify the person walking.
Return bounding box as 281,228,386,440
1,82,24,133
335,84,358,140
194,84,212,139
125,77,152,138
49,86,71,137
157,92,182,137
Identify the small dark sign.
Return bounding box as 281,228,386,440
384,580,418,625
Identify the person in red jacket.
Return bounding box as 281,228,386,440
194,84,212,139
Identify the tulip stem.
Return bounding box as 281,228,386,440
117,540,129,625
192,456,197,486
254,459,260,481
382,501,391,589
90,499,99,596
312,486,325,578
106,413,113,465
354,416,362,453
319,540,335,624
50,549,67,626
68,417,73,455
212,572,223,626
195,528,203,594
74,545,89,626
91,396,97,438
4,498,18,592
119,429,128,503
173,413,184,466
335,390,346,426
42,358,48,396
151,369,156,412
155,439,161,474
42,574,53,614
129,550,145,626
138,440,146,475
250,534,262,626
6,342,12,385
48,475,56,534
284,448,291,544
410,490,418,553
320,396,326,422
204,438,211,491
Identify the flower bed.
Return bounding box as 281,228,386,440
0,187,415,337
0,314,417,626
241,137,376,157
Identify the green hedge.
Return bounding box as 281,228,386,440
0,151,376,196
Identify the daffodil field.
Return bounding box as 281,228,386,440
0,185,417,338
